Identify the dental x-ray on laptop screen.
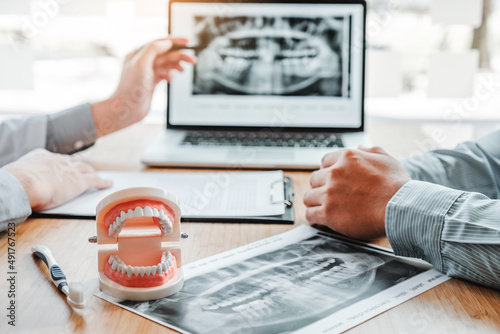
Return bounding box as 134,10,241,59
142,0,369,169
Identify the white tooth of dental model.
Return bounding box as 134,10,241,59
96,187,185,301
134,206,143,217
144,206,153,217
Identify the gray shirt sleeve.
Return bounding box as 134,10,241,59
0,170,32,231
0,103,97,230
0,103,97,167
46,103,97,154
0,115,48,167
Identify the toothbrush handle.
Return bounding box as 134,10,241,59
32,244,68,293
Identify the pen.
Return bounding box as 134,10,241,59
169,44,203,52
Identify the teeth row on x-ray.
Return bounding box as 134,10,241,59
201,16,343,39
218,55,320,79
218,47,319,59
199,254,382,322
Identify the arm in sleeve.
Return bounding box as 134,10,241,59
400,130,500,199
45,103,97,154
0,170,31,232
0,115,47,167
0,103,97,166
386,180,500,290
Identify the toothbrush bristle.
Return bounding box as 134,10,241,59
67,282,85,309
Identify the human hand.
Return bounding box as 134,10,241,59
2,149,112,211
303,146,411,240
91,37,197,137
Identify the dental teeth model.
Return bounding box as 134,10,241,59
95,187,184,301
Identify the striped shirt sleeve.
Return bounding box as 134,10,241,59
386,180,500,290
399,129,500,199
389,130,500,289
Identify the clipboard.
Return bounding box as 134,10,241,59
181,177,295,224
33,172,295,224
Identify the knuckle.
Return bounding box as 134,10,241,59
321,154,329,166
33,148,47,155
328,166,343,179
310,170,319,183
136,57,149,69
341,149,362,166
305,209,316,222
125,52,135,61
303,189,311,202
325,185,337,198
146,42,160,52
343,149,357,158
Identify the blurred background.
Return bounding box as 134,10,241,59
1,0,500,154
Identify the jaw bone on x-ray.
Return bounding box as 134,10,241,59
120,235,425,334
192,15,351,96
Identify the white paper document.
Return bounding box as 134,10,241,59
95,225,450,334
41,170,285,217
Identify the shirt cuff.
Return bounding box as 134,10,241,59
0,170,32,232
385,180,464,271
399,154,449,185
46,103,97,154
476,129,500,160
0,115,48,167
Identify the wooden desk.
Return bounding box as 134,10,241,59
1,122,499,334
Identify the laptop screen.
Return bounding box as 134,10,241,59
168,1,365,131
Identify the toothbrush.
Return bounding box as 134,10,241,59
31,244,85,309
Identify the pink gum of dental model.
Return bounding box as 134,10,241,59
96,187,184,301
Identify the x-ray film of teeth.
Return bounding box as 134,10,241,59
192,15,351,97
119,234,426,334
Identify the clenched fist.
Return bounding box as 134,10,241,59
304,146,411,240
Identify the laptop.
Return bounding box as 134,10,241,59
142,0,369,170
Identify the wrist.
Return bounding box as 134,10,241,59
91,96,124,138
0,169,32,221
385,181,463,267
2,167,38,209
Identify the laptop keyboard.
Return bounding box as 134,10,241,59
181,131,344,148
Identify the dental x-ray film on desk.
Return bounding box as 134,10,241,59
142,0,369,169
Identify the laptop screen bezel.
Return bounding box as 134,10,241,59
166,0,366,133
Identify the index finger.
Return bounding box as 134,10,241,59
169,37,189,47
154,52,197,70
83,172,113,190
136,39,174,65
309,168,329,188
321,150,345,168
132,37,188,60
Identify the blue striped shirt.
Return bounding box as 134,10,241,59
386,130,500,289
